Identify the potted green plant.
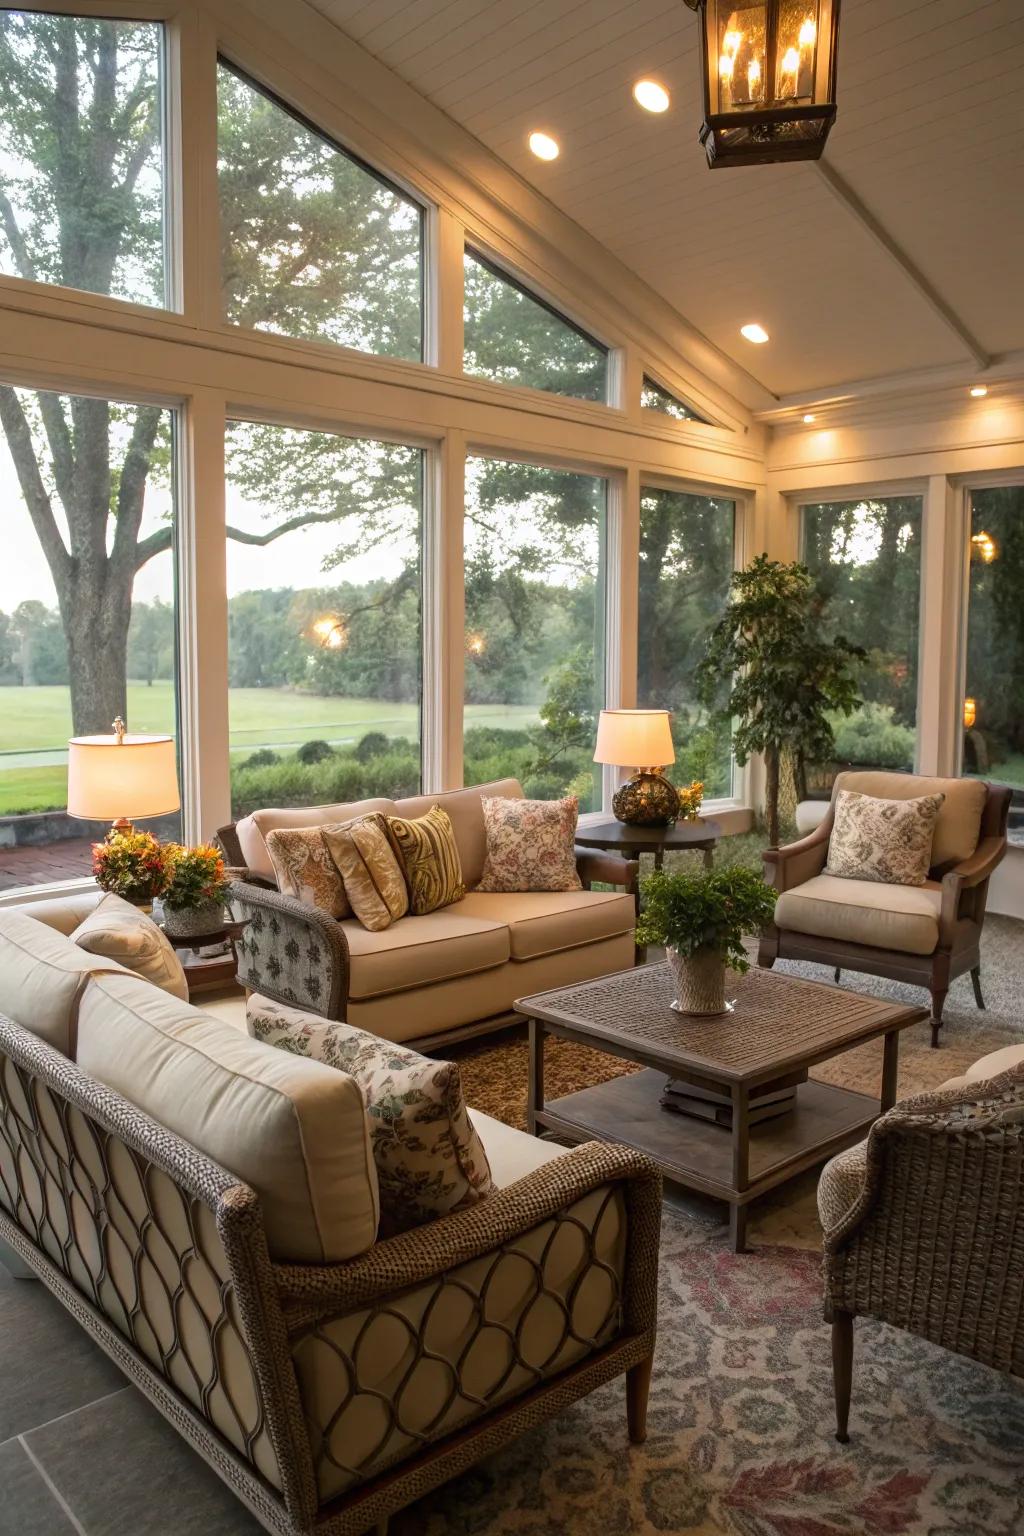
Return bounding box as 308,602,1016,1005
636,864,777,1016
161,843,230,939
91,829,171,910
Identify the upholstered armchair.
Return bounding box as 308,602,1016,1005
818,1059,1024,1442
759,771,1011,1046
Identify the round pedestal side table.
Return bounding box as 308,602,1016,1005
574,816,723,960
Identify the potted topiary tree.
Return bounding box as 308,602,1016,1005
161,843,231,939
694,555,864,847
636,864,778,1016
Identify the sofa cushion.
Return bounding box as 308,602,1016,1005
0,911,128,1054
387,804,466,915
392,779,523,890
774,874,942,956
247,997,494,1234
826,788,944,888
457,889,635,960
324,814,410,931
76,971,379,1263
344,906,509,1000
468,1108,566,1186
265,825,350,918
476,796,582,893
832,772,986,871
236,798,397,883
72,893,188,1001
6,892,103,936
964,1044,1024,1082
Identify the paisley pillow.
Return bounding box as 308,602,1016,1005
265,826,349,919
247,995,493,1234
476,795,582,893
826,788,944,887
324,813,408,931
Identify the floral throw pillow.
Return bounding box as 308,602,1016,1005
265,826,350,919
476,795,582,893
246,995,493,1234
826,788,945,887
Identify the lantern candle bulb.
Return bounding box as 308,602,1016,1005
799,16,816,48
747,56,762,98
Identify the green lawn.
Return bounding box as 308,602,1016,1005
0,684,541,814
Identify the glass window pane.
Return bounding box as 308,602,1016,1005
0,390,180,891
641,376,709,424
463,458,606,809
637,487,735,797
225,422,423,817
218,63,423,361
801,495,922,777
0,13,166,307
463,249,607,401
964,488,1024,836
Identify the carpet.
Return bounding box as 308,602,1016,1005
394,916,1024,1534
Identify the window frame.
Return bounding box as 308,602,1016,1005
640,372,713,427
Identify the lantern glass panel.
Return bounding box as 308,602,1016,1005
775,3,820,101
715,5,767,113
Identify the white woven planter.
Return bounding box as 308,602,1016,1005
667,945,728,1016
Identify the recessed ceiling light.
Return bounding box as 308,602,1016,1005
740,323,769,344
803,413,816,423
528,131,559,161
633,79,670,113
970,385,988,398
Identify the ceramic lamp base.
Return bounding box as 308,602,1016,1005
612,771,680,826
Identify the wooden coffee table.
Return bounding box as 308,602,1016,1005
516,963,927,1252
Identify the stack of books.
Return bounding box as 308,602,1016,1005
660,1077,798,1129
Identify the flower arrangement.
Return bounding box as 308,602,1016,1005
92,829,171,905
162,843,230,913
676,780,704,821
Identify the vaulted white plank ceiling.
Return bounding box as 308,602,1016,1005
309,0,1024,402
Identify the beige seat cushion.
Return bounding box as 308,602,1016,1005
392,779,523,890
832,772,986,870
468,1108,566,1185
76,971,379,1263
344,907,509,1000
235,798,397,883
964,1044,1024,1082
458,889,635,960
72,893,188,1000
774,874,942,956
0,911,128,1055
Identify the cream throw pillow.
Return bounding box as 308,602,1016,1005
265,825,350,919
826,788,945,887
72,893,188,1000
247,995,493,1234
476,795,582,893
324,813,409,931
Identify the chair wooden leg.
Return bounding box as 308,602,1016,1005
833,966,841,984
626,1354,654,1445
832,1311,854,1444
971,966,985,1010
930,987,948,1048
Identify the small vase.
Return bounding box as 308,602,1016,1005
667,945,728,1016
162,899,225,940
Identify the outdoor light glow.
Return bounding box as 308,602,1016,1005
970,385,988,397
971,531,997,563
740,322,769,343
528,131,559,161
633,79,670,112
466,631,486,657
963,697,977,729
312,615,349,650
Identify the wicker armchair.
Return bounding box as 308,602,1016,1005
819,1064,1024,1443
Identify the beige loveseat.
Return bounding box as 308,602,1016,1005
0,904,661,1535
219,778,638,1046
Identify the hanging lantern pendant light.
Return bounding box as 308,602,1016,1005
684,1,842,168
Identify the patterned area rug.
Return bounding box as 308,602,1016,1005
395,916,1024,1534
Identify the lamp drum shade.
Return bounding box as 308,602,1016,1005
594,709,675,769
67,733,180,822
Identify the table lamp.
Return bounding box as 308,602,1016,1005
67,716,180,834
593,709,680,826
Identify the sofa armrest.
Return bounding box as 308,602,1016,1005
229,879,350,1019
762,816,831,894
575,846,640,890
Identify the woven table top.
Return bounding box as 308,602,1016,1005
516,962,927,1084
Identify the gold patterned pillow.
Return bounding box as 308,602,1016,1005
476,795,582,893
386,805,465,915
247,996,493,1235
265,826,350,918
323,814,408,931
826,788,945,887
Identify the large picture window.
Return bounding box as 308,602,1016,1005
463,250,607,402
637,487,735,797
801,495,922,778
225,422,423,817
463,459,607,809
0,12,167,308
963,487,1024,823
0,390,180,890
218,63,424,361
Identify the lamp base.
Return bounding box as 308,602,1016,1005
612,771,680,827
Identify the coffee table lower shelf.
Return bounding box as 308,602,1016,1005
532,1068,880,1251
